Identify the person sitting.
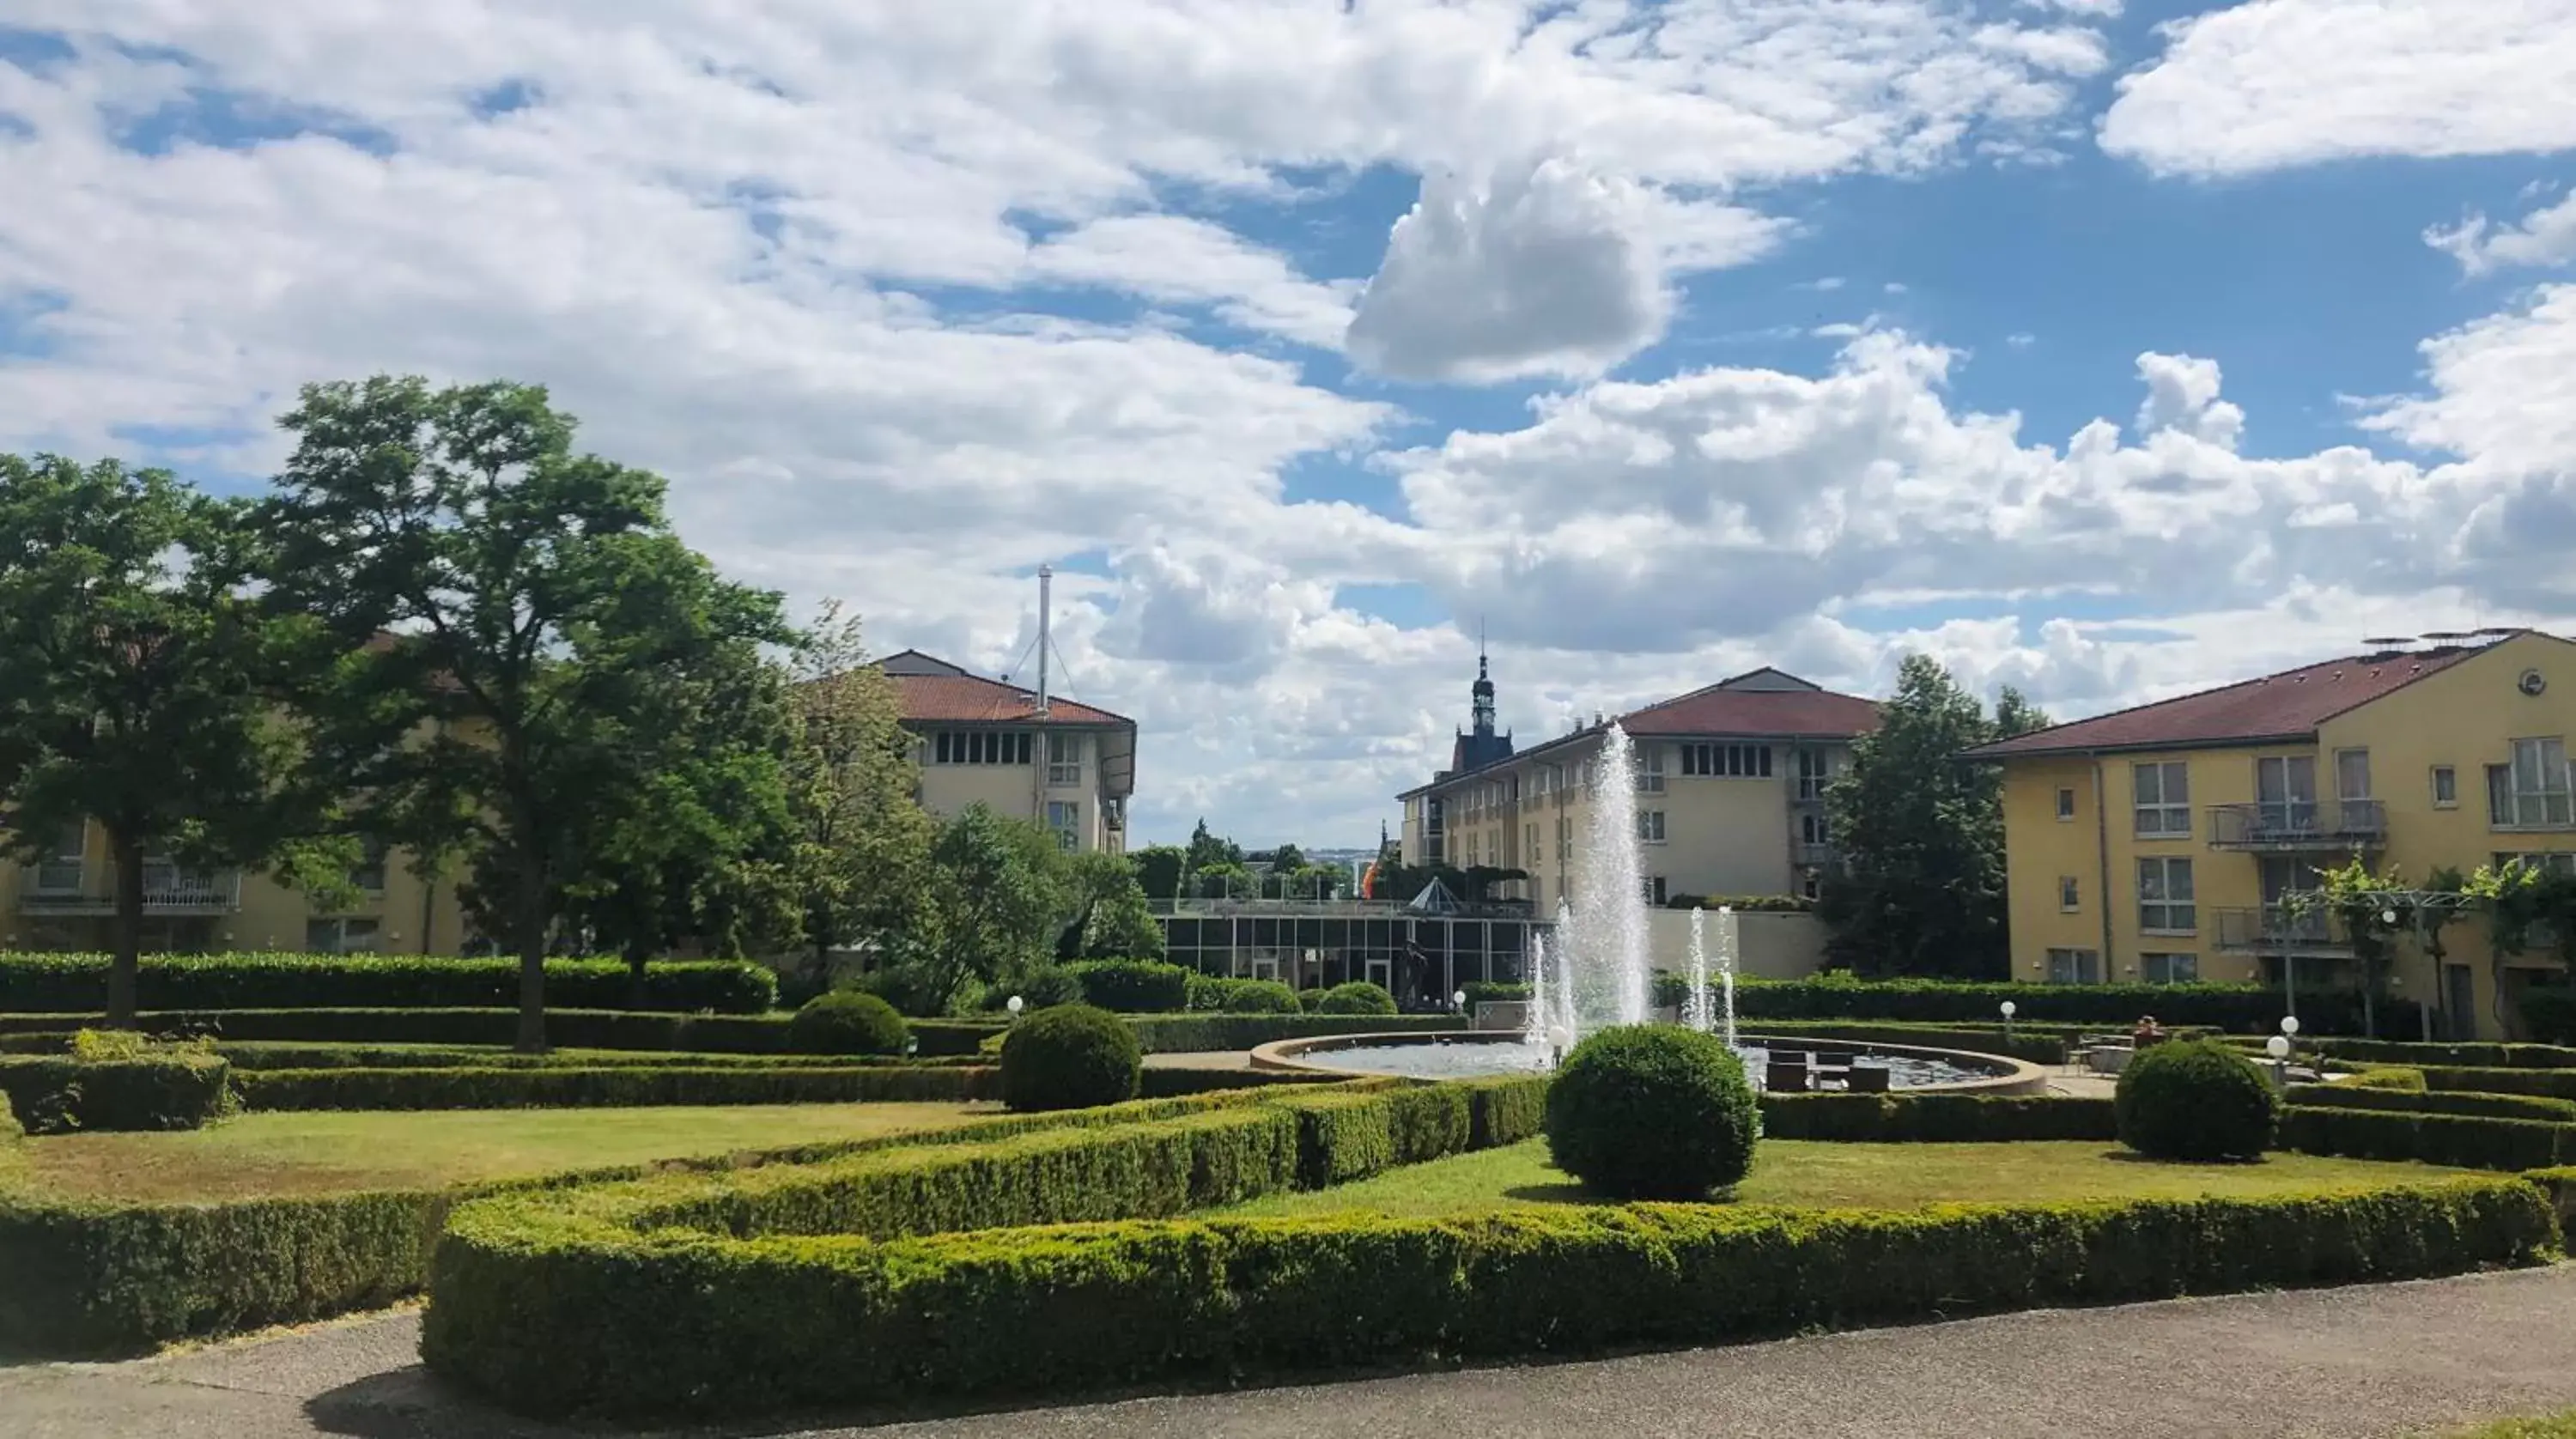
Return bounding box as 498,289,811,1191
2131,1014,2167,1048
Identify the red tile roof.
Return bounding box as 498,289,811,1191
889,669,1132,727
1967,641,2496,760
1619,683,1881,739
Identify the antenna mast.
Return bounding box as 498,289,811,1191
1035,564,1053,718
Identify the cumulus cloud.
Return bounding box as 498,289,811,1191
2101,0,2576,177
2133,352,2245,450
2427,189,2576,277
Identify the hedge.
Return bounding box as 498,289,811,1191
2523,989,2576,1047
0,952,775,1014
423,1178,2554,1420
233,1064,998,1111
1662,894,1816,912
1745,1022,2065,1066
2417,1066,2576,1101
1183,975,1303,1015
1731,976,2400,1034
206,1041,987,1072
2277,1105,2576,1171
2284,1084,2576,1123
1064,961,1194,1013
0,1052,234,1133
2262,1036,2576,1071
1759,1094,2117,1142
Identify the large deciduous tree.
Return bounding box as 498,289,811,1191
0,457,330,1026
260,377,789,1051
900,803,1070,1011
1819,658,2045,978
776,600,933,989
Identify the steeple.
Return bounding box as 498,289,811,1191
1444,624,1516,777
1470,628,1497,738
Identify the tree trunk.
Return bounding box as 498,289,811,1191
624,931,652,1011
107,832,146,1029
515,856,550,1053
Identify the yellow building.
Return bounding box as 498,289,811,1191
882,650,1136,853
1,823,469,955
1971,629,2576,1038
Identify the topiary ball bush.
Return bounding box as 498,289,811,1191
2115,1037,2279,1161
999,1004,1141,1112
1220,978,1303,1014
1312,981,1398,1016
787,990,910,1056
1544,1024,1760,1200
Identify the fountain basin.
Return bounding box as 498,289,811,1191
1250,1029,2048,1094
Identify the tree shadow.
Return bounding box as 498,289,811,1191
2095,1150,2271,1168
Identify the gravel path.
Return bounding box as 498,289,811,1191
8,1266,2576,1438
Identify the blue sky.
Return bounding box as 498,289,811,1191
1,2,2572,843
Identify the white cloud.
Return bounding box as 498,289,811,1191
2101,0,2576,177
2427,189,2576,277
1023,215,1361,348
2360,282,2576,479
2006,331,2036,348
2133,351,2245,450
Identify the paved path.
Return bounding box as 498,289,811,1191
1140,1049,1258,1071
9,1266,2576,1438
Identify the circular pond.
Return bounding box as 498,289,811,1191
1255,1029,2046,1093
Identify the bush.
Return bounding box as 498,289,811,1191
1310,981,1397,1017
0,1096,20,1142
1731,972,2401,1034
2116,1039,2279,1161
787,992,910,1056
2281,1036,2576,1071
423,1176,2554,1421
2285,1084,2576,1122
993,966,1084,1011
1184,975,1303,1014
0,1049,234,1133
2418,1066,2576,1101
234,1063,992,1111
2522,988,2576,1047
1461,981,1530,1007
1063,960,1193,1013
1662,893,1816,912
1545,1025,1760,1199
208,1042,979,1072
2338,1066,2430,1092
1463,1075,1549,1148
999,1005,1141,1112
0,951,773,1014
2278,1106,2574,1171
1760,1094,2115,1142
845,964,961,1018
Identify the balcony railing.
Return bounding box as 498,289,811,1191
16,865,242,914
2206,799,2386,851
1792,841,1837,866
2213,903,2350,955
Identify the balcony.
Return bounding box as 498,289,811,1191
1792,841,1837,866
16,864,242,915
2213,904,2351,955
2205,799,2386,852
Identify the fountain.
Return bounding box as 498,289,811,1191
1715,904,1740,1053
1552,721,1652,1029
1683,907,1711,1034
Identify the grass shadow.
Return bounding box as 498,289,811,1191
2095,1150,2272,1169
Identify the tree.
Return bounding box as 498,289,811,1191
904,804,1070,1010
1130,844,1187,902
780,602,934,970
2301,859,2512,1037
1266,841,1307,874
260,377,790,1051
0,457,334,1027
1993,686,2052,740
1184,818,1240,873
1059,850,1164,960
1818,654,2011,977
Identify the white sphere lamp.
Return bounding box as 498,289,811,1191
2264,1035,2291,1060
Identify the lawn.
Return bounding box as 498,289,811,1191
2450,1419,2576,1438
0,1102,993,1202
1220,1138,2478,1218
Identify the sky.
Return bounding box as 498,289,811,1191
3,0,2574,848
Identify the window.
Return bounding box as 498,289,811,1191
1044,801,1079,851
2138,856,2196,934
2141,952,2199,985
2055,786,2076,822
306,917,381,955
1556,817,1574,864
2432,766,2458,808
35,820,84,892
2498,852,2576,878
2045,948,2102,985
1046,732,1082,786
2491,738,2573,829
1526,822,1540,865
1642,876,1668,906
1799,811,1827,845
1800,869,1822,900
2133,762,2191,837
1637,746,1665,793
2058,876,2081,913
1637,810,1667,843
349,838,388,894
2334,749,2372,801
932,731,1032,766
1795,749,1832,800
1680,743,1772,778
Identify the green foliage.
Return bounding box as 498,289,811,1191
1183,817,1242,874
2279,1106,2576,1171
1662,894,1817,912
0,1095,19,1142
1545,1026,1761,1199
778,601,934,968
425,1175,2553,1421
2416,1066,2576,1100
0,455,335,1029
2116,1040,2280,1161
787,991,909,1056
2340,1066,2432,1092
2285,1036,2576,1071
1064,960,1193,1012
902,804,1073,1011
1818,658,2032,977
1311,981,1398,1016
999,1004,1141,1112
993,964,1085,1011
1733,972,2377,1032
1064,851,1164,961
0,1049,234,1133
0,951,775,1013
1461,981,1530,1006
2284,1084,2576,1122
1759,1094,2115,1142
2523,989,2576,1047
208,1042,976,1072
1184,975,1303,1014
259,377,793,1052
233,1062,986,1110
1130,845,1187,901
1463,1076,1550,1148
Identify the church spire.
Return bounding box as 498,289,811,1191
1470,622,1497,738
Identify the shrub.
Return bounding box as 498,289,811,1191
1730,972,2402,1035
999,1005,1140,1112
2522,988,2576,1047
1662,893,1816,912
2278,1106,2573,1171
0,1096,19,1142
2285,1084,2576,1122
787,992,909,1056
845,963,961,1018
1462,1075,1549,1148
995,965,1084,1011
1185,975,1303,1014
1461,981,1530,1007
2338,1066,2430,1092
2417,1066,2576,1101
0,1049,234,1133
233,1063,992,1111
1310,981,1397,1017
1121,1013,1461,1053
0,951,772,1014
2281,1036,2576,1071
1545,1025,1760,1199
2116,1039,2279,1161
1064,960,1193,1013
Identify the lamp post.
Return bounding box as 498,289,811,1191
1005,994,1024,1024
1453,988,1468,1017
2279,1013,2300,1069
2000,999,2017,1044
2264,1032,2292,1090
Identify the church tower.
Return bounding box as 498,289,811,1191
1446,629,1515,776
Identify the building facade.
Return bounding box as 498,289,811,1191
1397,665,1879,912
1971,630,2576,1038
882,650,1137,854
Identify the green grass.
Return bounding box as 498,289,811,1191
0,1102,993,1201
2447,1418,2576,1438
1219,1138,2480,1218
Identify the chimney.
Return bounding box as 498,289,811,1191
1035,563,1053,718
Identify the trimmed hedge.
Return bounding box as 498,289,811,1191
2417,1066,2576,1101
0,1096,20,1142
1732,975,2398,1034
2271,1036,2576,1071
2285,1084,2576,1123
1183,975,1303,1015
0,952,775,1014
424,1178,2555,1420
2338,1066,2431,1092
0,1052,234,1133
2279,1105,2576,1171
1065,961,1194,1013
233,1064,996,1111
1310,981,1398,1017
1759,1093,2117,1142
2115,1039,2279,1162
1744,1022,2064,1066
787,991,909,1055
999,1005,1140,1112
1126,1013,1463,1052
1546,1026,1759,1200
207,1041,983,1072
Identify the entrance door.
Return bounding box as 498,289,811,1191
2257,756,2318,834
1364,957,1393,993
2444,965,2479,1041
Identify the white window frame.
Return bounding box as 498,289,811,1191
2137,855,2197,935
1046,732,1082,786
1637,746,1665,793
2133,762,2191,838
2494,738,2573,829
1044,800,1080,852
1637,809,1666,844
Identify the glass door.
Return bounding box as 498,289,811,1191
2256,756,2318,835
